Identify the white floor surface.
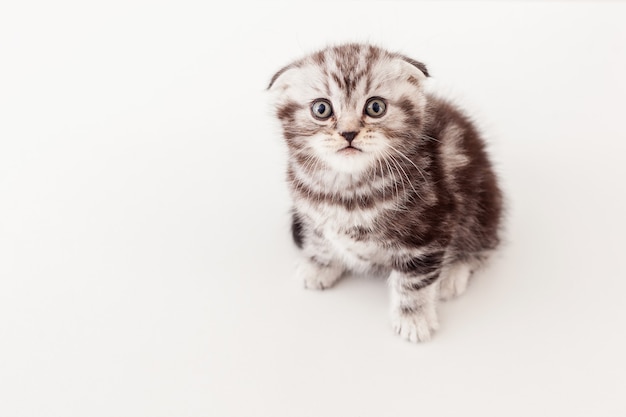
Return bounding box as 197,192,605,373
1,1,625,416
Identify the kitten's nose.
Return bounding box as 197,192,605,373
340,131,358,145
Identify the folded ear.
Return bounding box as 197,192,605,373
267,64,295,90
398,55,430,78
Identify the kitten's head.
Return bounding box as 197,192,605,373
268,43,429,175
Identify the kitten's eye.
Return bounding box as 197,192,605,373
311,99,333,120
365,97,387,118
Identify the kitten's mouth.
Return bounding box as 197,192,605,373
338,145,362,154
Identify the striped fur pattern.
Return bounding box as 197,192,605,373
268,44,503,342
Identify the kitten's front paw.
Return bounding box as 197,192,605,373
296,259,344,290
391,308,439,343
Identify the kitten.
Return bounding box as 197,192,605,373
268,43,503,342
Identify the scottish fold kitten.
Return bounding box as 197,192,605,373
268,43,502,342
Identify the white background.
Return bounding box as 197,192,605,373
1,1,626,416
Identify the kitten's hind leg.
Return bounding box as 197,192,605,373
438,256,484,300
438,261,473,301
297,257,344,290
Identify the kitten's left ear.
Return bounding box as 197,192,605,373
398,55,430,78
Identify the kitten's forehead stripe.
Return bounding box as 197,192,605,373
364,74,373,96
322,78,331,96
294,44,397,106
330,72,344,91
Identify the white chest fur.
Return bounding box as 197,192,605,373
321,225,387,271
295,199,391,272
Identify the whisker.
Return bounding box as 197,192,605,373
388,152,424,204
386,143,429,186
382,150,413,211
382,153,400,207
376,156,386,200
420,133,441,143
386,152,407,201
383,150,411,206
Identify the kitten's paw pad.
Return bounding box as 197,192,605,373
296,260,343,290
391,310,439,343
439,262,472,301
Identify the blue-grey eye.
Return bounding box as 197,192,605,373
311,99,333,120
365,97,387,118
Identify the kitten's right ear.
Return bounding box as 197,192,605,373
267,64,295,90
